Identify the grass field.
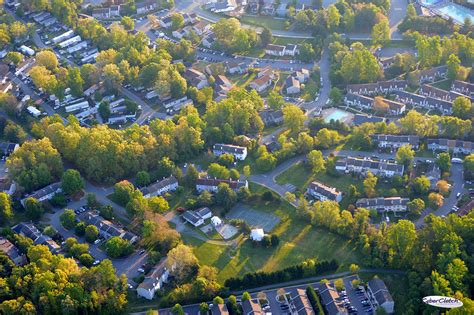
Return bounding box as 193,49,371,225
239,15,288,31
182,184,363,283
431,79,453,91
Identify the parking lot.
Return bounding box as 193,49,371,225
226,203,281,232
41,207,148,286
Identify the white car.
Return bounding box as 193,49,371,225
137,268,145,273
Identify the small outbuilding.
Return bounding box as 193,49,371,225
211,216,222,227
250,228,265,242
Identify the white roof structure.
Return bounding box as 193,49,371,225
250,228,265,241
211,216,222,227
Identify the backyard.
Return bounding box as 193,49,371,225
182,184,364,283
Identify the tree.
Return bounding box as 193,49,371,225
363,172,377,198
452,97,473,120
85,225,99,243
60,209,76,229
208,163,230,179
349,264,359,273
61,169,84,196
75,221,86,236
298,43,316,62
36,50,58,71
166,244,199,283
43,226,56,237
213,296,224,305
283,104,305,134
428,192,444,209
242,291,251,302
102,64,124,93
24,198,44,220
373,96,389,114
6,138,63,193
136,171,151,187
271,234,280,247
148,196,169,213
121,16,134,30
171,304,185,315
0,192,13,221
407,198,425,215
307,150,325,173
260,27,273,47
218,154,235,168
267,91,284,110
447,54,461,80
3,122,27,143
285,192,296,203
98,101,111,121
436,180,450,196
68,67,84,97
327,5,341,31
105,236,133,258
170,13,185,30
5,52,23,66
445,258,468,294
396,145,415,168
329,87,343,104
184,164,199,187
243,165,251,178
407,3,417,19
199,302,209,315
113,180,136,206
436,152,451,174
412,176,431,196
372,20,390,46
216,183,237,210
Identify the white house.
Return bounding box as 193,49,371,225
250,228,265,241
307,181,342,203
213,144,247,160
356,197,409,214
196,178,248,193
20,182,61,207
284,44,299,56
140,176,179,197
211,216,222,227
137,261,169,300
265,44,285,56
182,207,212,227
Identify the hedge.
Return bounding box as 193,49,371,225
306,286,325,314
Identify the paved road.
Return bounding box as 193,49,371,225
131,269,405,314
388,0,409,40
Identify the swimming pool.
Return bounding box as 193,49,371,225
437,4,474,25
419,0,442,6
323,109,352,123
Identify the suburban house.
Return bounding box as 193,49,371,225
172,29,187,39
285,76,301,94
140,176,179,198
183,13,198,25
226,61,248,75
356,197,409,213
292,69,309,83
383,98,406,115
290,289,315,315
0,237,26,265
451,80,474,97
136,0,157,14
248,0,260,14
12,222,60,254
82,211,138,243
213,143,248,160
196,178,248,193
427,138,474,155
242,299,264,315
159,16,173,28
20,182,61,207
259,109,284,126
344,93,374,109
261,0,276,15
0,177,16,195
0,142,19,157
214,75,233,100
92,8,112,19
392,90,427,107
183,207,212,227
352,114,385,126
424,163,441,189
307,181,343,203
249,73,273,93
265,44,286,56
137,260,169,300
202,33,217,48
193,21,212,35
346,80,407,96
425,96,453,114
336,157,404,177
212,304,230,315
416,66,447,83
184,68,208,89
370,134,420,150
207,0,238,13
367,278,395,314
418,84,465,102
318,282,348,315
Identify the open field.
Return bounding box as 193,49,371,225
239,15,288,31
182,185,364,283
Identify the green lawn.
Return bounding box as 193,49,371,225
239,15,288,31
182,184,363,283
431,79,453,91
